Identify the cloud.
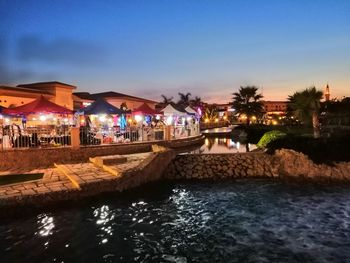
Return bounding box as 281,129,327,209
17,35,108,66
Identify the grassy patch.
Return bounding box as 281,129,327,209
0,173,44,186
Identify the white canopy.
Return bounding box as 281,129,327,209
185,106,197,115
161,103,187,116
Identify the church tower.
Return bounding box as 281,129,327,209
324,83,330,101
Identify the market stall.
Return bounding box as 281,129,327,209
1,96,73,148
78,98,129,144
160,103,198,139
132,103,164,141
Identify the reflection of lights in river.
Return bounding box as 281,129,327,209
93,205,115,244
36,213,55,237
170,188,211,231
236,141,240,151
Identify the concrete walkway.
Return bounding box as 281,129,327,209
0,152,163,210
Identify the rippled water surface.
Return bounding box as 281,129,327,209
1,180,350,262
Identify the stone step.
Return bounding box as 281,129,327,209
90,155,128,166
54,164,81,189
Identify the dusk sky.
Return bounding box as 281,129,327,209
1,0,349,103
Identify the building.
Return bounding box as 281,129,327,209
0,81,76,110
73,91,158,111
324,84,330,101
0,81,158,112
263,101,288,115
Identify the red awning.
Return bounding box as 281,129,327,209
132,103,161,115
3,96,72,115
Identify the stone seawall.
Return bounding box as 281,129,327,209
0,135,204,171
0,149,176,215
164,149,350,181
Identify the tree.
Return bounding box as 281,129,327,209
320,97,350,126
189,96,203,109
177,92,192,107
202,105,218,122
231,86,263,125
161,95,173,104
288,87,323,138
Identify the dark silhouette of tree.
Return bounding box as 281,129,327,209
161,95,173,104
231,86,263,125
177,92,192,107
190,96,203,109
288,87,323,138
320,97,350,126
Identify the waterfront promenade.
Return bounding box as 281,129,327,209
0,135,204,214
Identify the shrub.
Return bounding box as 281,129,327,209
265,133,350,164
257,130,287,148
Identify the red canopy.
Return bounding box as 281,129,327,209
132,103,161,115
3,96,72,115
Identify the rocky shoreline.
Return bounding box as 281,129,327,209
164,149,350,181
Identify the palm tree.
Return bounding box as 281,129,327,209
161,95,173,104
177,92,192,107
231,86,263,125
202,105,218,122
288,87,323,138
190,96,203,109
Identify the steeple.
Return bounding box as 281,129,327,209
325,83,330,101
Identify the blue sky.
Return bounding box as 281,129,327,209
1,0,349,102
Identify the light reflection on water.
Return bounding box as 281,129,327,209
36,213,55,237
1,180,350,262
197,137,257,153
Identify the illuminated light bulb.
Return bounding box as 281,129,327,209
135,115,143,122
39,115,47,121
5,118,10,123
166,116,173,125
99,115,106,122
156,115,160,120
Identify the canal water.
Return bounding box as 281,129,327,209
200,126,257,153
200,137,257,153
1,180,350,262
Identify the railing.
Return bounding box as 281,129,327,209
0,123,201,149
200,121,230,130
172,123,200,139
79,126,166,146
0,125,71,150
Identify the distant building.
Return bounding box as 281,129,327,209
0,81,76,110
73,91,158,111
324,84,330,101
263,101,288,115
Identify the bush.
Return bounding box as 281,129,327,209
257,130,287,148
265,133,350,164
